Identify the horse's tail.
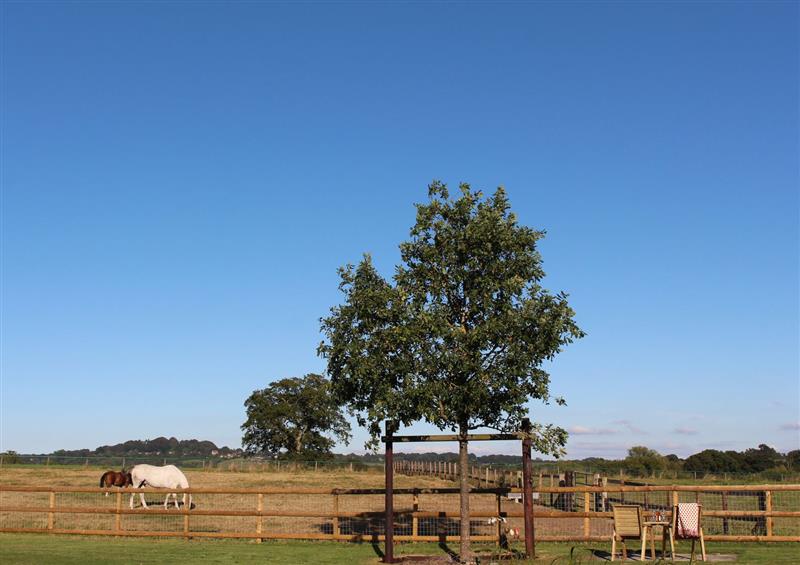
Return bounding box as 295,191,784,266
100,472,110,496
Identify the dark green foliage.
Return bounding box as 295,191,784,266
319,182,584,451
241,373,351,459
0,450,21,464
684,444,785,474
741,444,783,473
53,438,238,458
787,450,800,471
624,446,667,476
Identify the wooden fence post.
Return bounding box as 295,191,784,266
256,493,263,543
496,493,502,546
333,493,340,538
522,418,535,559
383,419,397,563
412,491,419,540
722,491,729,535
584,488,590,538
115,492,122,532
601,476,608,512
766,490,773,538
48,491,55,530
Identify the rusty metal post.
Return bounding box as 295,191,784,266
383,420,397,563
521,418,535,559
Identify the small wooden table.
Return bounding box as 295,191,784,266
641,521,675,561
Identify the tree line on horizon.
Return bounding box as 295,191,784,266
4,440,796,478
46,437,242,458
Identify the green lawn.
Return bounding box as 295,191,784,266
0,534,798,563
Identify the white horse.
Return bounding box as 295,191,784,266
129,464,191,509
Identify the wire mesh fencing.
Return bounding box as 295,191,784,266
1,484,799,542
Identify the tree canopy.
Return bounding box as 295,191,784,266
319,181,583,449
624,446,667,476
319,181,583,557
241,374,351,459
684,444,786,474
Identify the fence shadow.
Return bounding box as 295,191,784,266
314,510,494,539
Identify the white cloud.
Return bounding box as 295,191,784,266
565,441,630,459
674,427,698,435
569,425,618,436
780,422,800,431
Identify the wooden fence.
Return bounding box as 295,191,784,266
394,460,597,489
1,484,799,542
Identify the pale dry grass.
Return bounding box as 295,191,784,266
0,465,450,490
2,465,501,538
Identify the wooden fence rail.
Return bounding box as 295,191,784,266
2,484,799,542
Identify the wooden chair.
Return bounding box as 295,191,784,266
673,502,706,562
611,504,643,561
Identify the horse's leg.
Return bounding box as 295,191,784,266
140,490,148,509
173,493,179,509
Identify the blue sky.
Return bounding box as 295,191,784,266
2,1,797,459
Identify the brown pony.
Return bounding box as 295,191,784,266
99,469,132,496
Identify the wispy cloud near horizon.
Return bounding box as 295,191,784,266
569,425,618,436
612,420,647,435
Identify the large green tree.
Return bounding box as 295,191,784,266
241,374,351,459
319,182,583,558
624,446,667,476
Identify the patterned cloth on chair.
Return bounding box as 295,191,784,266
675,503,700,538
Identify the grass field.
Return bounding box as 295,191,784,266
1,533,800,563
0,464,406,490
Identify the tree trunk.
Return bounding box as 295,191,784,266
459,425,471,562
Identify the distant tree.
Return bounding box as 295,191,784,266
1,450,20,464
663,453,683,473
319,182,583,558
241,374,351,459
684,449,743,474
786,450,800,471
625,446,666,476
741,444,782,473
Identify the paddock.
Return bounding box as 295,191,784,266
1,466,798,544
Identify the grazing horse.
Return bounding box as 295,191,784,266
129,464,191,510
99,469,132,496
